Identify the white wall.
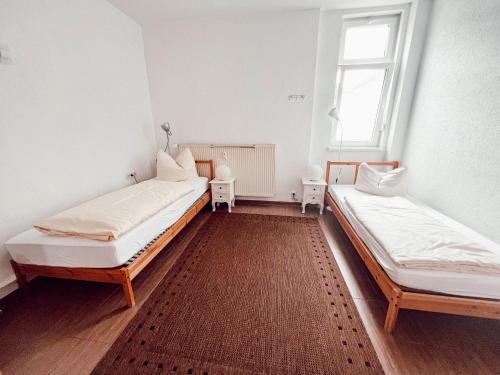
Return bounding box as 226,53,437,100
402,0,500,243
143,4,430,199
0,0,156,294
143,11,320,201
385,0,432,160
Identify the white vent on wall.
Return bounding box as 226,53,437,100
178,144,275,197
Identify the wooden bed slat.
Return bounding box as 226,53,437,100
400,292,500,318
324,160,500,333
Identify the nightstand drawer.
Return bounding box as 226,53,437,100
213,192,229,201
304,185,324,195
213,184,230,193
304,193,322,202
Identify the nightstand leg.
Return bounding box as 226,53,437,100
302,202,306,214
320,203,324,215
231,199,235,207
228,201,232,213
212,201,216,212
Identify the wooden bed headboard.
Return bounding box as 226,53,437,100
195,160,215,181
325,161,400,185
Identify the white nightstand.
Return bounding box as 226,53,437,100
209,178,236,213
301,177,327,214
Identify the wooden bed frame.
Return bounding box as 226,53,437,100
10,160,215,308
325,161,500,333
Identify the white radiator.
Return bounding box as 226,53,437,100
178,144,275,197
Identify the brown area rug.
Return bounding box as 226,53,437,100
93,213,383,374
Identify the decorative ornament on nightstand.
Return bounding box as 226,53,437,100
306,164,323,181
215,164,232,180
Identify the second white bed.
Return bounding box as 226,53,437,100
6,177,209,269
329,185,500,300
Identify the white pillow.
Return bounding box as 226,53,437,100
157,148,198,181
355,162,407,196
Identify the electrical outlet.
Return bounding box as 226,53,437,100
128,172,138,183
291,190,297,201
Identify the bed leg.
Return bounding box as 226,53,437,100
121,270,135,307
10,260,29,291
384,291,401,333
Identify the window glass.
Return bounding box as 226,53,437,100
335,69,386,142
343,23,391,60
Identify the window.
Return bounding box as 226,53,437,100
332,14,403,148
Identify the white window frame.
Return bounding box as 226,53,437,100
331,8,408,150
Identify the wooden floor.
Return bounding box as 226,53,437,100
0,204,499,374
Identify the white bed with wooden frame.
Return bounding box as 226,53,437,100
324,161,500,333
8,160,214,308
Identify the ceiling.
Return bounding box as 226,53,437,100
108,0,411,24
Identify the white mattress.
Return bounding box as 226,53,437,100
329,185,500,299
6,177,209,268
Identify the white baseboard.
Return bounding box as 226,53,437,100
0,278,18,300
